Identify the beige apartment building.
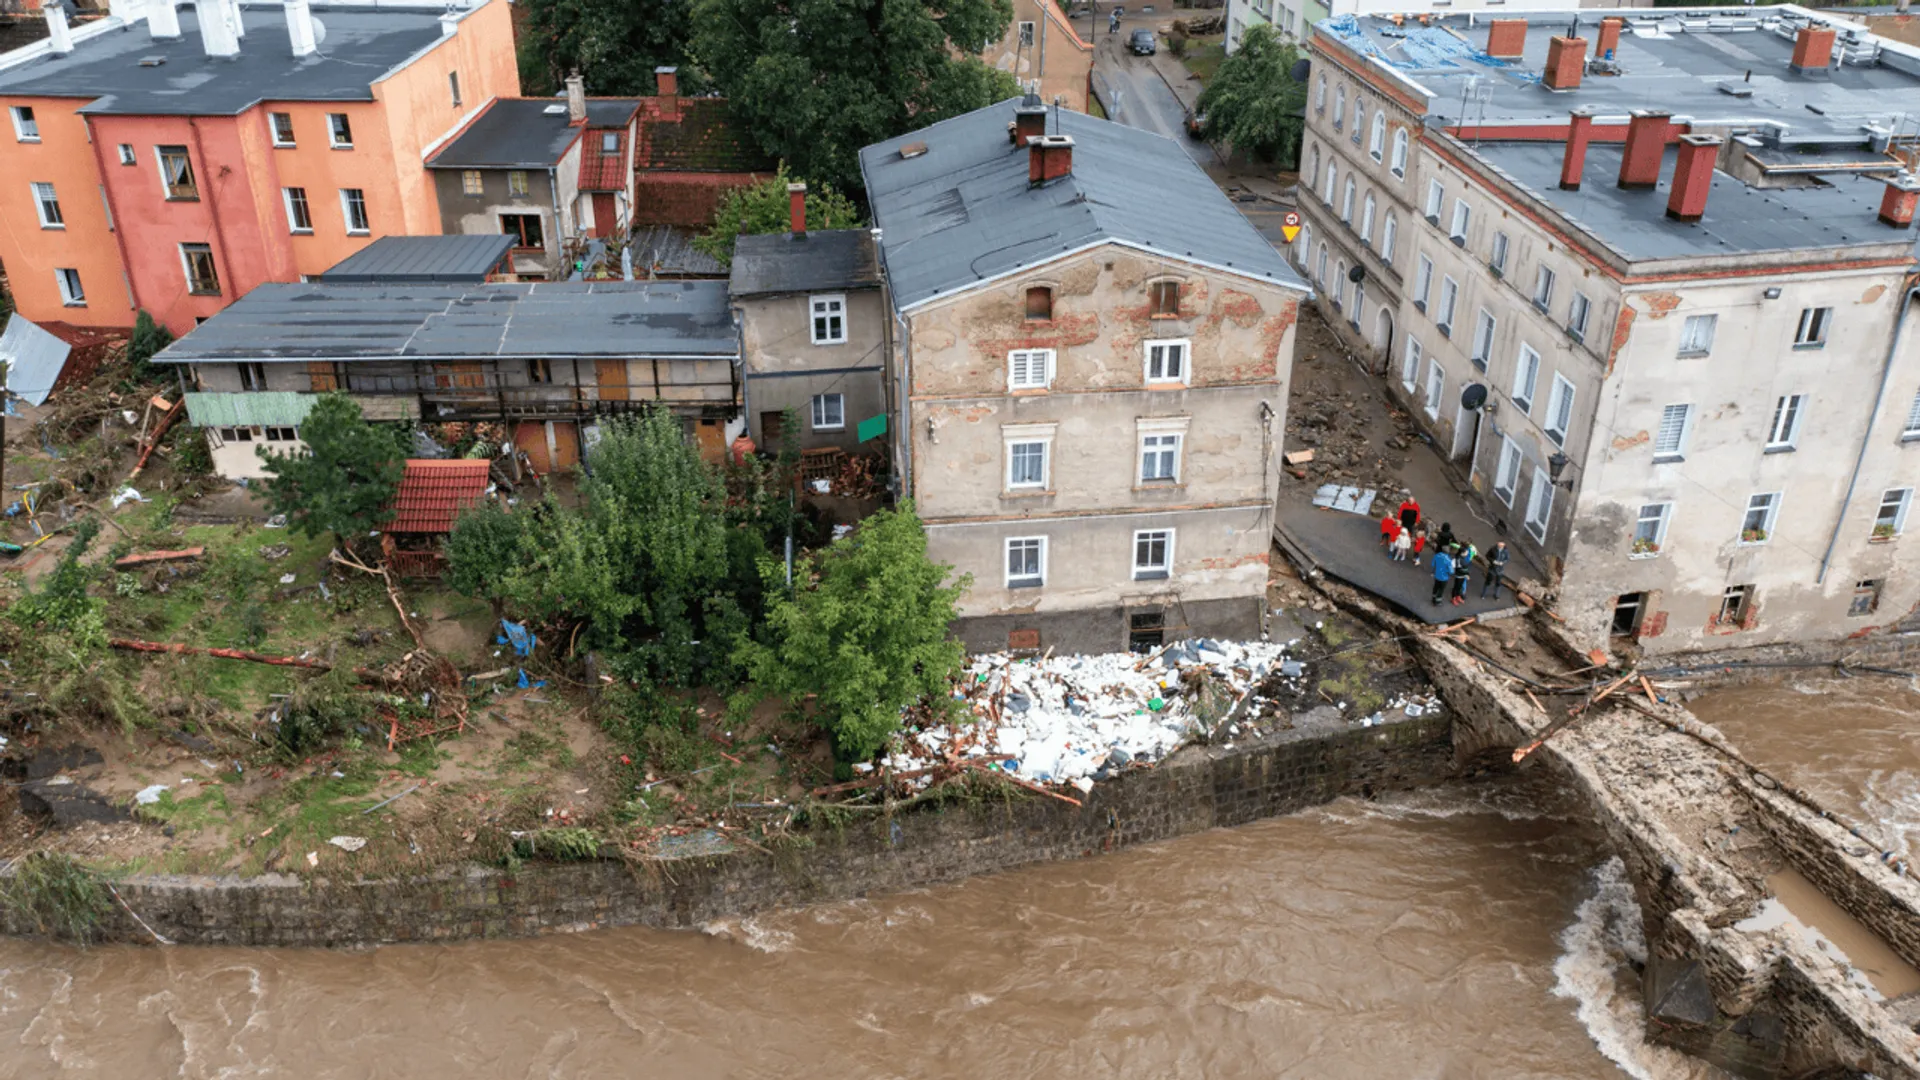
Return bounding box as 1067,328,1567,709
861,97,1309,653
982,0,1093,112
1299,7,1920,654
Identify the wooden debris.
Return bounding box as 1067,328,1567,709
1283,448,1316,466
1640,675,1659,706
109,638,332,669
112,546,205,569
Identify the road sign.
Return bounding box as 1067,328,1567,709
1280,210,1301,244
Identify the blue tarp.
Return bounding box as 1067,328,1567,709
497,619,537,657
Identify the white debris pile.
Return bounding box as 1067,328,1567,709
883,639,1289,794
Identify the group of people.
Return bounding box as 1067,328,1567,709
1378,495,1512,608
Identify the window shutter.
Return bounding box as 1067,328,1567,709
1655,405,1688,455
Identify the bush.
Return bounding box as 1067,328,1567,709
125,310,174,384
273,678,365,761
0,852,110,944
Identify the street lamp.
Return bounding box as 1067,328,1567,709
1548,450,1576,489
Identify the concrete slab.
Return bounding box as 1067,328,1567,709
1275,498,1523,624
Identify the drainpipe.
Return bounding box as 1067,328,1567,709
1817,281,1920,585
548,165,564,277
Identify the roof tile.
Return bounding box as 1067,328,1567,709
387,459,491,534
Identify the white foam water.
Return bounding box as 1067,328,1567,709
1552,858,1704,1080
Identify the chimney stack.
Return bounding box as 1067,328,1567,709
655,65,678,101
148,0,182,39
1618,109,1671,190
1013,86,1047,145
196,0,239,57
788,181,807,237
1790,25,1836,77
1665,134,1722,222
227,0,244,39
565,70,585,124
1027,134,1074,187
1485,19,1527,59
1560,106,1598,190
1880,173,1920,227
41,0,73,55
284,0,315,57
1544,35,1586,90
1595,16,1623,59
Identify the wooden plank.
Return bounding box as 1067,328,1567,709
112,546,204,568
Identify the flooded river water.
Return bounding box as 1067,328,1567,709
6,675,1911,1080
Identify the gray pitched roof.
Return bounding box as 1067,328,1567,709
153,281,739,362
729,230,880,297
859,100,1308,310
0,3,454,115
429,99,582,169
319,235,515,283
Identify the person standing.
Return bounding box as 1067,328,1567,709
1391,525,1412,562
1451,541,1475,605
1412,522,1430,566
1380,512,1402,554
1481,541,1511,599
1431,547,1454,606
1434,521,1457,554
1397,494,1421,535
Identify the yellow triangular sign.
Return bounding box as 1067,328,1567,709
1279,210,1302,244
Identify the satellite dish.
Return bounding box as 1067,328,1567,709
1346,264,1365,284
1461,383,1488,411
1290,58,1311,83
310,16,326,45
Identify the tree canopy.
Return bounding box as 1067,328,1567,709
735,503,968,760
691,0,1020,193
258,393,404,544
1196,24,1308,166
444,501,528,618
515,0,694,97
694,164,865,267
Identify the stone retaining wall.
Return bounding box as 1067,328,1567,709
0,709,1455,948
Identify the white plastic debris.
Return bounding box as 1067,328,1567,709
110,485,147,508
810,478,831,494
135,784,169,805
279,573,296,585
327,836,368,852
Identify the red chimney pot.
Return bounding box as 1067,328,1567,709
1544,35,1587,90
1028,134,1075,188
1485,19,1528,59
787,182,807,236
1880,175,1920,227
1561,107,1598,191
1619,109,1672,190
1791,26,1837,76
1666,134,1722,222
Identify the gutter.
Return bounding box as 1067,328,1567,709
1816,280,1920,585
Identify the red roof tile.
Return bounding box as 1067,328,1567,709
579,128,628,192
387,459,491,534
633,97,775,173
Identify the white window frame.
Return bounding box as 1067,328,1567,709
1765,393,1806,451
1334,84,1346,129
1448,198,1470,242
1380,214,1397,264
54,267,84,307
30,181,61,228
1004,423,1056,491
1876,488,1912,539
1493,435,1521,507
810,392,845,431
1007,348,1055,391
1436,275,1458,334
328,112,354,149
1568,291,1591,341
1524,466,1553,541
339,188,369,235
1018,19,1035,46
1533,266,1556,311
1138,417,1188,484
1340,178,1355,223
1132,528,1175,580
1315,75,1327,111
1632,502,1671,558
180,242,219,295
1678,313,1717,357
1359,193,1376,245
269,112,296,148
1294,224,1312,268
1741,492,1781,545
1413,254,1433,309
1401,335,1423,392
1903,388,1920,441
1350,100,1363,144
600,131,620,155
1390,129,1408,177
282,186,312,234
1490,231,1509,275
1794,306,1832,348
116,143,136,166
1145,339,1189,385
1423,358,1445,420
10,105,38,142
1368,111,1386,160
1005,536,1047,588
1470,309,1495,368
809,294,847,345
1653,403,1692,462
1544,373,1575,446
1315,243,1327,286
1322,162,1337,205
1424,178,1443,220
1512,344,1540,413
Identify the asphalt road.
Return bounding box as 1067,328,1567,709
1090,17,1217,169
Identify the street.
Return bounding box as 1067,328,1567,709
1088,7,1217,169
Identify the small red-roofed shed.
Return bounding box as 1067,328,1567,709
382,459,493,577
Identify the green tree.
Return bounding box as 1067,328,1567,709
693,164,865,268
691,0,1020,193
515,0,693,97
736,503,968,760
125,310,174,383
1196,24,1308,166
445,501,527,618
258,393,404,545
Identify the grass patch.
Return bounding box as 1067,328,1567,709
141,786,233,831
1182,39,1227,85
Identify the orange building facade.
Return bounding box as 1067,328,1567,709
0,0,518,336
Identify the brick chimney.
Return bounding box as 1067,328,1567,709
1666,134,1722,222
1595,16,1623,59
1560,106,1598,191
788,182,807,237
1544,35,1586,90
149,0,183,39
1013,99,1048,145
1790,25,1836,76
41,0,73,55
565,71,585,124
1618,109,1671,190
1485,18,1527,59
655,65,678,99
1027,134,1074,188
1880,174,1920,227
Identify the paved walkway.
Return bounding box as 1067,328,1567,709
1275,496,1522,624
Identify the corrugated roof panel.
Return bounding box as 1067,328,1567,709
183,392,316,428
0,315,73,407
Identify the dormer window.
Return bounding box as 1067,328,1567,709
1150,280,1180,318
1025,286,1053,321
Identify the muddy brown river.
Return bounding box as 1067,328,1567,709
3,677,1907,1080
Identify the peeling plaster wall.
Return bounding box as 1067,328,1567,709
432,167,560,277
900,245,1300,652
739,288,887,453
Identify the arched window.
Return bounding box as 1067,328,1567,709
1316,243,1328,285
1334,84,1346,129
1315,75,1327,112
1295,224,1313,267
1369,112,1387,161
1360,193,1376,245
1334,260,1348,307
1307,145,1320,192
1350,99,1363,144
1381,213,1398,264
1341,177,1356,223
1391,129,1409,178
1323,161,1337,205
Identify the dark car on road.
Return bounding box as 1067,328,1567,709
1129,28,1156,54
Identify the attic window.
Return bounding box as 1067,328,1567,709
1025,286,1053,321
1150,280,1181,318
900,141,928,160
543,104,567,115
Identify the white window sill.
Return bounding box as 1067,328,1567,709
1736,540,1770,547
1133,570,1171,581
331,144,355,151
1791,342,1825,351
1628,552,1660,560
1423,405,1440,420
812,425,845,433
291,229,314,236
347,230,370,237
1676,350,1711,360
1652,454,1684,464
1763,445,1795,455
272,142,296,150
15,137,40,144
1007,579,1044,590
39,223,64,231
811,339,848,347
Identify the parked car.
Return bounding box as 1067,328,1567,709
1129,28,1157,55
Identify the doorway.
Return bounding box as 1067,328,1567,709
590,193,618,239
1128,611,1165,653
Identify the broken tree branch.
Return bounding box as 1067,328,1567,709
109,639,332,669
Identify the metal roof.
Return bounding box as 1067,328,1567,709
859,99,1309,310
154,280,741,362
0,3,458,116
320,235,515,283
0,315,72,407
630,225,727,278
729,230,880,297
183,391,315,428
426,99,641,170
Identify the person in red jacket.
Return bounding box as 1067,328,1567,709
1379,512,1402,554
1397,495,1421,535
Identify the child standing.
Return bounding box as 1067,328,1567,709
1412,523,1430,566
1391,526,1413,561
1380,512,1402,555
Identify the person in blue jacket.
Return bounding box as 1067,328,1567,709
1430,546,1454,606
